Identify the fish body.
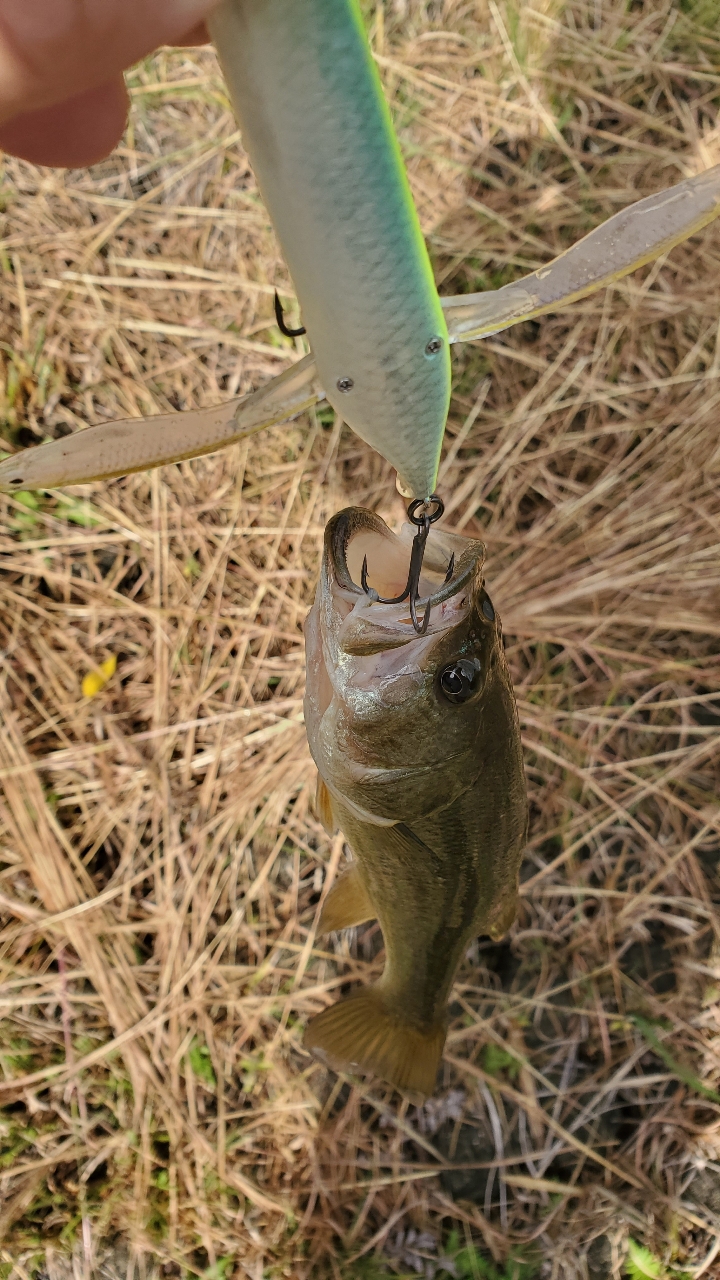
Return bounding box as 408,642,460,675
209,0,451,500
303,508,527,1095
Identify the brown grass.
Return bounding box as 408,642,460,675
1,1,719,1277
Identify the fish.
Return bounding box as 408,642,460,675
209,0,451,501
303,507,528,1096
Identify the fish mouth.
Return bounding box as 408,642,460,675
325,507,483,626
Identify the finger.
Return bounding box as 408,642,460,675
0,0,220,120
0,76,129,167
175,21,212,46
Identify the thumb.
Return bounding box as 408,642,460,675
0,0,219,123
0,78,130,167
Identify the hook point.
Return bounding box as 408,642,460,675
274,290,306,338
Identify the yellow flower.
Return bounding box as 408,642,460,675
82,655,117,699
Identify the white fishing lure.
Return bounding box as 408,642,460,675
0,0,718,496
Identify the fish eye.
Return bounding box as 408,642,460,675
438,658,481,705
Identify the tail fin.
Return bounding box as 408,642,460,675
304,988,446,1097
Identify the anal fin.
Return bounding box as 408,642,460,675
317,861,376,934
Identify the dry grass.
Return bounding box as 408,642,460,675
1,0,720,1276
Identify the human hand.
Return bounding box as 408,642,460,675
0,0,220,168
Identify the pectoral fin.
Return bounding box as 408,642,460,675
315,775,336,835
317,861,376,934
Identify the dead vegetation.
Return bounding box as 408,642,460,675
0,0,719,1276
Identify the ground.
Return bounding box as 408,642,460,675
0,1,719,1277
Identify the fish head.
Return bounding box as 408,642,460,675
304,507,506,825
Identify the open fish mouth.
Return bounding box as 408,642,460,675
325,505,484,634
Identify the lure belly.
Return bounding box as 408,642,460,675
209,0,451,500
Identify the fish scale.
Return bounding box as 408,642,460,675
209,0,451,499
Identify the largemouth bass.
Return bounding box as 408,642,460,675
303,508,528,1096
209,0,451,501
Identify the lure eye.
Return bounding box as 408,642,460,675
438,658,481,705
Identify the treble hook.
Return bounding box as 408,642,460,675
274,290,306,337
360,494,447,634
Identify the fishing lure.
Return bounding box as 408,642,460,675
210,0,451,502
1,163,718,494
2,0,720,496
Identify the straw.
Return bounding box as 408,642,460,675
0,1,719,1276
